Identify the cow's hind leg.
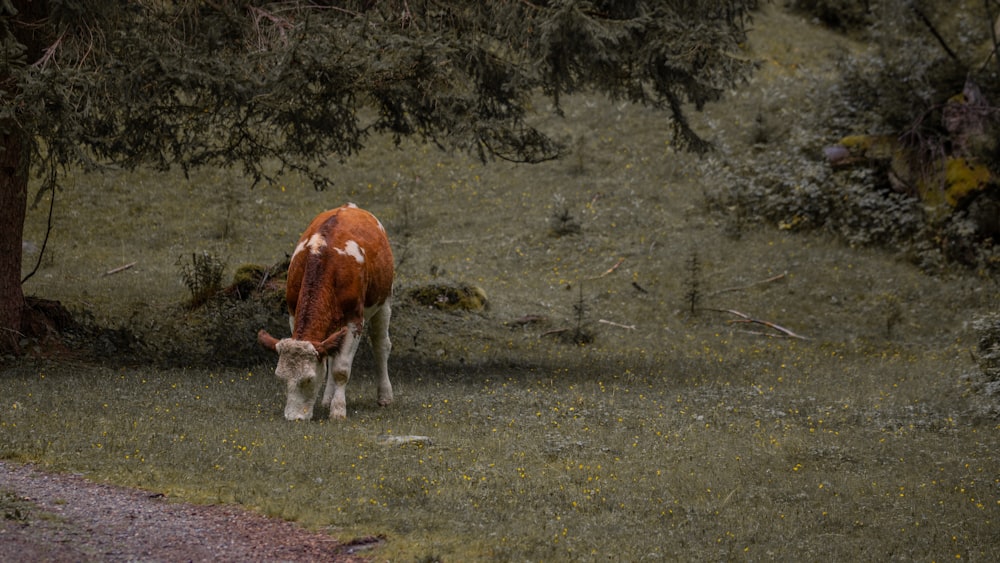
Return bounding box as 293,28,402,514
370,302,393,406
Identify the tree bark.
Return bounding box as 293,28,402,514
1,1,50,355
0,129,28,355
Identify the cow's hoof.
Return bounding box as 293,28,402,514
378,397,393,407
285,408,313,421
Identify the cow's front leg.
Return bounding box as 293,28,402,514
322,323,362,419
324,368,350,419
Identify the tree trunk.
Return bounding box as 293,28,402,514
0,129,28,355
1,1,49,356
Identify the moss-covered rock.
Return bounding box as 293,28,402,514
223,261,287,307
401,282,489,312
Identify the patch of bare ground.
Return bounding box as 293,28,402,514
0,461,375,562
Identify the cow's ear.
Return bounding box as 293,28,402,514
316,327,348,358
257,329,280,351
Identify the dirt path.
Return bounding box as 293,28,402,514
0,461,374,562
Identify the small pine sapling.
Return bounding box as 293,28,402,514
684,250,703,315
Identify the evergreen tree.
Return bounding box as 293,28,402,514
0,0,758,354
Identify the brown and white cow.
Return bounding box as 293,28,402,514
257,204,394,420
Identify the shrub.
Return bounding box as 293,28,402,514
968,314,1000,409
178,251,226,308
119,258,290,367
785,0,873,31
703,4,1000,273
973,314,1000,385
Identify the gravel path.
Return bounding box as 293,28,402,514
0,461,375,562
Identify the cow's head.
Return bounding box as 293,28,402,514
257,328,346,421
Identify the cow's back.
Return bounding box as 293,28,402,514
285,205,393,336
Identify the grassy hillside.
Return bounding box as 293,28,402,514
5,5,999,561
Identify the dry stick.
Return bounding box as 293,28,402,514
589,257,625,280
540,328,570,338
599,319,635,330
911,5,959,62
21,170,57,285
709,272,787,296
706,308,809,340
985,0,1000,75
103,262,136,276
507,315,548,327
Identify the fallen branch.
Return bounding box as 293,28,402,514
377,435,433,447
598,319,635,330
710,272,787,296
589,257,625,279
540,328,570,338
103,262,136,276
705,308,809,340
505,315,548,327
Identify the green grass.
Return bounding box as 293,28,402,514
5,5,1000,561
1,344,996,561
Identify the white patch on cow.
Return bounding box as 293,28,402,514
346,202,358,208
376,218,386,233
291,240,307,259
306,233,327,255
335,240,365,264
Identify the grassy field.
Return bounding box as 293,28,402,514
4,5,1000,561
